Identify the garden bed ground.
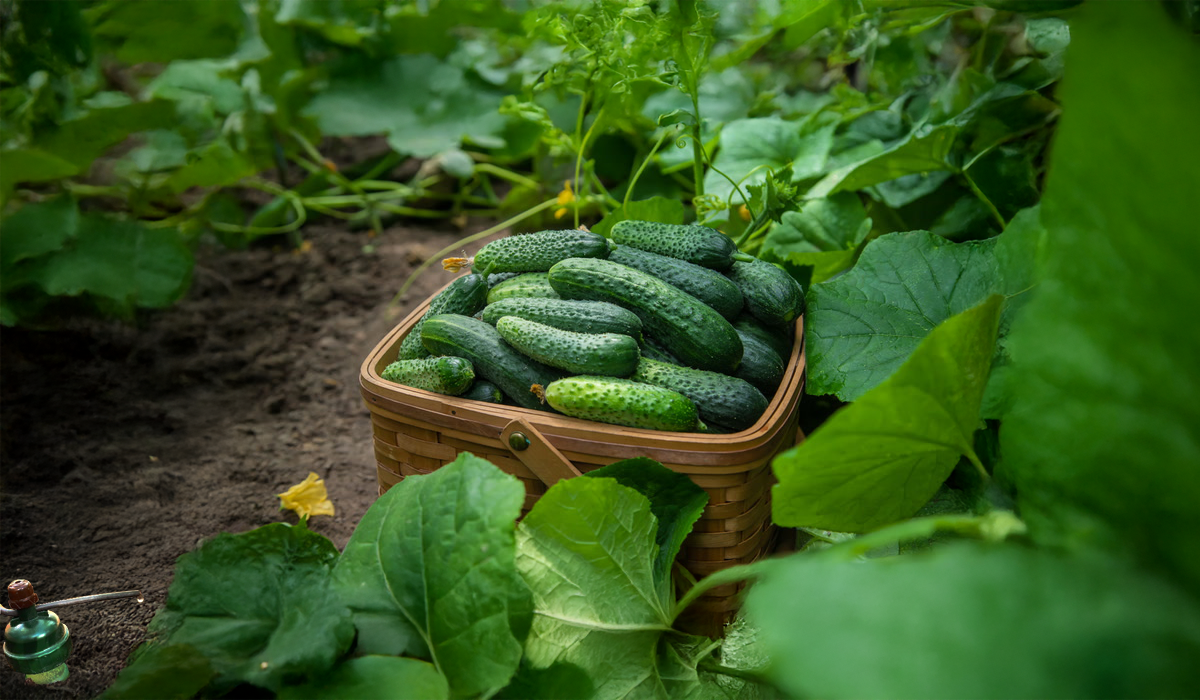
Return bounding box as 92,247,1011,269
0,221,499,698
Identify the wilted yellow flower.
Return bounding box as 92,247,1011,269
738,205,751,221
554,180,575,219
442,256,470,272
278,473,335,519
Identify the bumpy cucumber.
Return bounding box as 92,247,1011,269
734,315,794,362
420,314,563,411
473,229,611,274
486,272,521,288
381,356,475,395
733,327,786,397
631,357,768,431
726,259,805,328
548,257,742,374
544,376,698,432
610,220,751,270
397,273,490,360
461,379,504,403
641,334,682,366
482,297,643,340
486,272,561,304
608,245,744,320
496,316,640,377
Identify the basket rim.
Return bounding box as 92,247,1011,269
361,276,806,454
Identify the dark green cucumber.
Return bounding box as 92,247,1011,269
548,258,742,374
461,379,504,403
734,315,794,362
420,314,563,411
641,334,682,366
726,259,806,328
486,272,561,304
733,327,786,397
473,229,611,274
381,357,475,395
486,272,522,288
496,316,639,377
481,297,643,340
398,273,490,360
631,357,768,431
544,376,698,431
610,220,752,271
608,245,744,320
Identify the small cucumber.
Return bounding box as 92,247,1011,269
420,314,563,411
726,259,806,328
544,376,698,432
631,357,768,431
381,357,475,395
496,316,640,377
481,297,643,340
733,327,786,397
608,245,744,320
486,272,561,304
734,315,794,361
461,380,504,404
610,220,752,270
548,257,743,374
398,273,490,360
473,229,611,274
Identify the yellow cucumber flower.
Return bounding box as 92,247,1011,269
278,473,335,519
554,180,575,219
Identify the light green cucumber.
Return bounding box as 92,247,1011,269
473,229,611,273
481,297,643,340
496,316,639,377
381,356,475,395
610,220,753,270
631,357,768,431
486,272,561,304
397,273,489,360
608,244,744,320
544,376,698,431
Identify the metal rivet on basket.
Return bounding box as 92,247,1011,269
508,432,530,451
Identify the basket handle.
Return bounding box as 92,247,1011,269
501,418,582,487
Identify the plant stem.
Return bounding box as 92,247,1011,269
696,658,769,684
961,167,1007,230
625,126,678,209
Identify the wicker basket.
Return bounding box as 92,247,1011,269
360,282,806,635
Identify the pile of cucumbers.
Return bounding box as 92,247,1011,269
380,221,804,433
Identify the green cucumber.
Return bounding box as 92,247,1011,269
608,244,744,320
486,272,522,288
398,273,490,360
733,327,786,397
473,229,611,274
631,357,768,431
461,380,504,404
496,316,639,377
481,297,643,340
420,314,563,411
381,357,475,395
544,376,698,431
726,259,806,328
734,315,794,361
610,220,752,270
486,272,561,304
548,257,742,374
641,334,682,366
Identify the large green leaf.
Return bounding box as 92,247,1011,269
761,193,873,283
33,100,178,169
0,148,79,196
1000,1,1200,591
514,476,707,700
277,656,449,700
805,230,1002,400
744,544,1200,699
86,0,245,63
137,524,354,692
703,114,838,208
773,296,1001,532
591,197,686,237
303,55,507,158
806,124,958,199
100,644,212,700
332,453,530,699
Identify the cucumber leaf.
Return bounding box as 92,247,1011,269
760,193,873,284
99,644,212,700
1000,0,1200,592
773,296,1001,532
703,114,838,210
744,545,1200,699
591,197,686,237
332,453,530,699
806,124,958,200
277,656,449,700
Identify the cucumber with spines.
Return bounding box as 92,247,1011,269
481,297,642,340
473,229,611,274
496,316,640,377
486,272,561,304
420,314,563,411
631,357,768,431
726,259,806,328
381,356,475,395
486,272,522,288
733,327,786,397
544,375,699,431
610,220,753,270
397,273,489,360
608,244,744,320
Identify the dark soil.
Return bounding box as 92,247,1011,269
0,221,501,698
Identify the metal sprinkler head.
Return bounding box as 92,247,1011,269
2,579,142,685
